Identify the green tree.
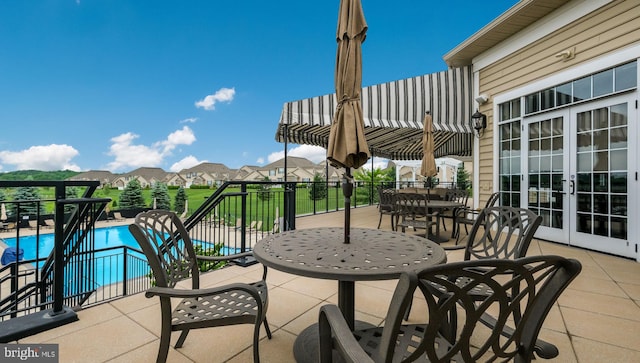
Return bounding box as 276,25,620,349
456,166,471,191
118,179,146,209
309,173,327,200
150,182,171,210
257,177,271,201
354,167,395,204
65,186,80,214
174,186,187,214
381,166,396,188
11,184,44,216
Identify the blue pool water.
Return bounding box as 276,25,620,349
2,225,146,287
2,225,140,262
2,225,237,288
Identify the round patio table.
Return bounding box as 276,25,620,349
253,227,446,363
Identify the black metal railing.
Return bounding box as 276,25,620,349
0,178,460,340
0,180,112,341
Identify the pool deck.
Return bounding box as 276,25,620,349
3,206,640,362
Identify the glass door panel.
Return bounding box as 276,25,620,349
570,98,633,257
525,111,568,242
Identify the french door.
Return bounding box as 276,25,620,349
524,94,636,258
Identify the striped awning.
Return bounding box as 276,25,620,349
276,66,474,160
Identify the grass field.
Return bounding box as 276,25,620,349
27,183,377,222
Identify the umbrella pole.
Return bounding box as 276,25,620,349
342,168,353,244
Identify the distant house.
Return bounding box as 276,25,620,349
232,165,262,181
317,161,342,183
179,162,233,187
257,157,320,182
165,173,187,188
66,170,117,188
111,167,169,189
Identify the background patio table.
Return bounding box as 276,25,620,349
253,227,446,363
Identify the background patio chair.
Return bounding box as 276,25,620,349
376,187,396,229
319,255,582,362
438,188,469,234
394,192,440,236
249,220,263,232
128,210,272,363
43,218,55,229
112,211,125,221
453,191,500,245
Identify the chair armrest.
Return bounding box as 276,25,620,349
196,250,254,262
455,206,480,218
145,282,262,302
319,305,374,363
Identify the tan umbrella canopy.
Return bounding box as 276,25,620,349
1,203,7,221
327,0,370,170
420,112,437,178
328,0,369,243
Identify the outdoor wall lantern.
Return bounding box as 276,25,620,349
472,110,487,137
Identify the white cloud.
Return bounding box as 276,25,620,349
180,117,198,124
106,127,196,171
170,156,205,172
106,133,164,171
256,157,265,164
267,144,326,164
195,87,235,110
0,144,81,171
360,157,389,171
160,126,196,153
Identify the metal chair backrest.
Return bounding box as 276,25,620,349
394,192,428,219
445,189,468,205
377,187,396,211
129,210,200,289
464,206,542,261
373,256,582,362
484,191,501,209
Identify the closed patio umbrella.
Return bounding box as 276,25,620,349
327,0,370,169
328,0,370,243
420,112,437,179
1,203,7,221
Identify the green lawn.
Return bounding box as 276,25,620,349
12,183,377,225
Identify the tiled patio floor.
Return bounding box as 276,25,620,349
14,206,640,362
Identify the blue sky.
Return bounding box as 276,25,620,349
0,0,515,173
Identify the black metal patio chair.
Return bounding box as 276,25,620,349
438,189,469,235
453,191,501,246
128,210,272,363
319,255,582,362
377,187,397,229
394,192,440,236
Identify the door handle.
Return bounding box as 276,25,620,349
560,180,567,195
569,180,575,195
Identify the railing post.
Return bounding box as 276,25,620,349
240,183,247,252
313,182,317,215
53,182,66,314
10,263,18,318
123,248,128,296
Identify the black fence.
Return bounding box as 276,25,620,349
0,178,464,341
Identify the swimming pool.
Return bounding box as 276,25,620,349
1,225,234,288
1,225,141,262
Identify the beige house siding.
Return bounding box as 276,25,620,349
476,0,640,204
